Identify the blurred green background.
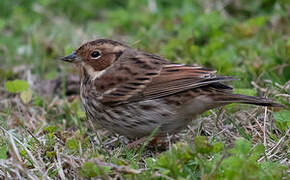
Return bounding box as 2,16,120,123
0,0,289,87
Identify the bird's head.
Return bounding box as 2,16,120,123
61,39,129,73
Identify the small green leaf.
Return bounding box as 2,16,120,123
230,139,251,156
79,162,111,178
80,162,100,178
0,145,7,159
43,126,57,133
194,136,213,154
250,144,265,161
19,149,27,157
66,138,78,151
33,96,43,107
247,16,268,28
213,142,223,153
145,158,155,169
156,154,168,167
273,110,290,131
4,80,29,93
77,110,86,119
46,151,56,159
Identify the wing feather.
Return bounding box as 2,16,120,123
94,49,165,104
94,49,235,105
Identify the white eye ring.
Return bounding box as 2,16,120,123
90,50,101,59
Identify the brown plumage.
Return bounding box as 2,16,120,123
61,38,283,138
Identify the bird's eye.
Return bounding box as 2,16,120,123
90,50,101,59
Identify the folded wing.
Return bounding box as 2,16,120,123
94,49,235,105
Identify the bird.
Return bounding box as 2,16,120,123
61,38,283,139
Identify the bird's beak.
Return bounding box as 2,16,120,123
61,52,81,63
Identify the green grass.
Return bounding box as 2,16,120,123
0,0,289,179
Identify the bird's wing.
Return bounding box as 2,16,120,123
93,49,167,104
94,49,234,105
130,64,234,102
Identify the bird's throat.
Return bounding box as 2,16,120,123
80,63,107,85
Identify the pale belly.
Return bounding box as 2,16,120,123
81,96,212,138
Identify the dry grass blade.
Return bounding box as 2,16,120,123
263,107,268,148
258,128,290,162
89,158,142,174
55,144,66,180
8,133,22,163
152,172,175,180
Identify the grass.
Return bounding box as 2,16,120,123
0,0,289,179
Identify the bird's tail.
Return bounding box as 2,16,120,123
212,94,284,107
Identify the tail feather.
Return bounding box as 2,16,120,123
213,94,284,107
